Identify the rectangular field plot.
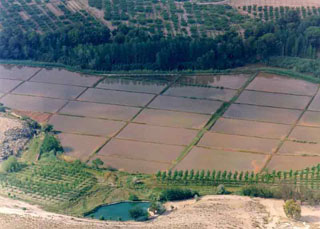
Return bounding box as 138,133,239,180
198,132,279,154
97,138,183,164
278,141,320,156
0,94,67,113
289,126,320,143
299,111,320,127
236,90,311,110
223,104,302,124
164,85,237,101
117,123,198,145
246,73,318,96
211,118,291,139
49,115,125,137
59,101,141,121
58,133,107,162
96,78,168,94
30,68,101,87
148,96,222,114
175,147,268,172
78,88,155,107
90,155,170,174
308,93,320,112
0,79,22,93
12,82,86,100
267,155,320,171
0,65,39,80
176,74,249,89
134,108,210,129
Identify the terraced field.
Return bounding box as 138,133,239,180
1,65,320,174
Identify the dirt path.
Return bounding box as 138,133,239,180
0,195,320,228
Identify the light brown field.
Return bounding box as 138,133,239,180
59,101,141,121
267,155,320,171
175,147,268,172
58,133,106,162
198,132,279,153
49,115,126,137
230,0,320,7
30,68,101,87
12,81,86,100
308,92,320,112
97,138,183,164
91,155,170,173
278,141,320,156
117,123,198,145
148,95,222,114
289,126,320,143
211,118,291,139
299,111,320,127
96,78,168,94
0,79,22,93
134,108,210,129
223,103,302,124
12,110,52,123
78,88,155,107
236,90,311,110
0,94,67,113
246,73,318,96
0,65,39,80
164,85,237,101
176,74,249,89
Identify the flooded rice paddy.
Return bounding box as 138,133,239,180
1,67,320,173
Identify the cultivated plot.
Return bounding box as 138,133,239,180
0,79,22,93
96,78,168,94
278,141,320,156
134,108,211,129
211,118,291,139
60,101,141,121
49,115,126,137
0,94,67,113
246,73,318,96
267,155,320,171
164,84,237,101
148,95,222,114
308,92,320,112
236,90,311,110
224,104,302,124
91,155,170,174
198,132,279,154
78,88,155,107
0,65,39,80
176,74,249,89
30,68,101,87
97,138,183,164
117,123,198,145
12,81,86,100
299,111,320,127
289,126,320,143
175,147,268,172
58,133,107,162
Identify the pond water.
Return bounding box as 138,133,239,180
86,201,150,221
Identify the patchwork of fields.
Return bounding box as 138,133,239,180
1,65,320,174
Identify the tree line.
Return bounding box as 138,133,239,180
1,10,320,71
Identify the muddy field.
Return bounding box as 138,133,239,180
2,66,320,173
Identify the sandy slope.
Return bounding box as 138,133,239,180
0,195,320,229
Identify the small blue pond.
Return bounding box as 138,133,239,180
86,201,150,221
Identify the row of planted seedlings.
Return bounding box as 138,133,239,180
155,164,320,189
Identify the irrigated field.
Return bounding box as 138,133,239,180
2,65,320,174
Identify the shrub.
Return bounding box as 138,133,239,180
129,206,148,221
92,158,104,169
159,188,199,201
149,201,166,214
41,134,63,154
283,199,301,220
241,185,274,198
2,156,21,173
217,184,228,195
129,194,139,201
